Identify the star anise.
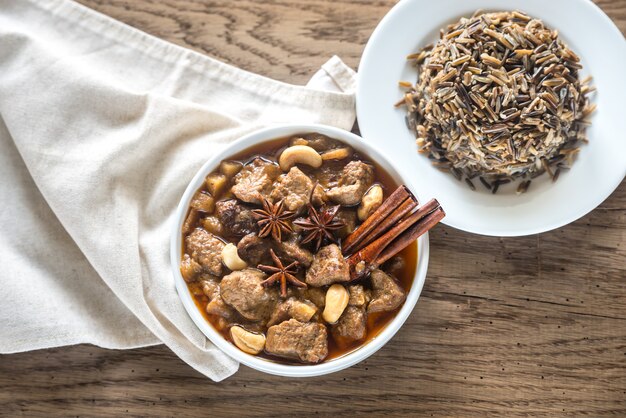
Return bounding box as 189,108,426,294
252,197,294,242
257,249,306,298
294,203,345,252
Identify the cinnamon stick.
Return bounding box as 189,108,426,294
346,198,444,280
342,186,416,254
356,198,439,262
376,205,445,265
355,198,417,253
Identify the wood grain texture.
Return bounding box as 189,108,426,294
1,0,625,416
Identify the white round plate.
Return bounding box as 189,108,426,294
357,0,626,236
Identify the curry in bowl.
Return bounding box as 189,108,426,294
179,133,444,364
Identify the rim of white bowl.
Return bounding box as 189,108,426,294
170,123,430,377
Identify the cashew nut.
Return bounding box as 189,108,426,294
321,147,352,161
357,185,383,221
221,243,248,271
290,137,309,146
230,326,266,354
278,145,323,171
322,284,349,324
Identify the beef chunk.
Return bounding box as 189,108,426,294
274,239,313,268
382,256,406,277
332,306,367,342
185,229,224,276
270,167,324,213
200,275,236,319
265,319,328,363
231,158,280,204
334,208,357,239
267,297,318,326
199,275,220,299
236,234,313,268
180,253,203,282
348,285,370,307
313,164,343,189
220,269,277,322
367,269,406,313
215,199,257,237
332,285,370,343
305,244,350,287
236,233,269,266
326,161,374,206
305,287,327,309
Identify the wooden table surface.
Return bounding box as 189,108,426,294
2,0,625,416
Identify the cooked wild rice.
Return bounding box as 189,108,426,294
400,11,596,193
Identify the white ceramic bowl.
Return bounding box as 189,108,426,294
171,124,430,377
357,0,626,236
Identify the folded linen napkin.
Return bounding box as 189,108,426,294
0,0,356,381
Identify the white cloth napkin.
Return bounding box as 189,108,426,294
0,0,356,381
